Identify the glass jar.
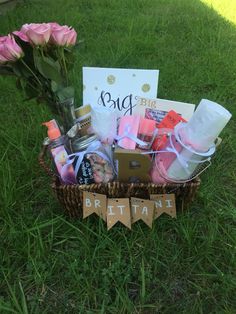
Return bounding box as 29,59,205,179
70,134,114,185
137,117,157,150
74,104,92,137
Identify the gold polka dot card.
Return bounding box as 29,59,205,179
82,67,159,117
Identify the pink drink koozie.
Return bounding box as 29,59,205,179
151,135,183,183
118,115,140,149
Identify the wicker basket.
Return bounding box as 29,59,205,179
39,144,201,218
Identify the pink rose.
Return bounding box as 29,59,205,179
0,35,24,64
50,23,77,46
0,48,8,63
0,36,8,44
15,23,52,46
48,22,61,29
13,30,29,42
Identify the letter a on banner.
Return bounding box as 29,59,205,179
107,198,131,230
83,191,107,221
130,198,155,228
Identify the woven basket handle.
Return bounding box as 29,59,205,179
38,143,55,178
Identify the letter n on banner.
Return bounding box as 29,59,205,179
107,198,131,230
83,191,107,221
150,194,176,219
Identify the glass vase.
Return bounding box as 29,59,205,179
56,97,76,133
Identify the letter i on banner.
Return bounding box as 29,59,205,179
83,191,107,221
150,194,176,219
131,198,155,228
107,198,131,230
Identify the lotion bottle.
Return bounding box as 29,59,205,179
43,119,77,184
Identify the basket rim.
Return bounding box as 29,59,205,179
51,177,201,191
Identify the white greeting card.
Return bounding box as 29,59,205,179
83,67,159,117
133,97,196,121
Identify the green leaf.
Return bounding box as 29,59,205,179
57,86,74,101
13,62,32,78
24,81,40,99
33,50,62,84
54,60,61,72
51,80,59,92
12,66,21,77
16,77,39,100
13,35,34,67
0,66,14,76
16,78,24,90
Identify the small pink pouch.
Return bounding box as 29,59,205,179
151,134,183,183
161,135,182,170
118,115,140,149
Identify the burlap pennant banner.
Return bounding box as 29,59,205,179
107,198,131,230
83,191,107,221
83,192,176,229
131,197,155,228
150,193,176,219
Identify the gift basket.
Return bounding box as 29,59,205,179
39,143,201,219
0,23,232,227
37,96,231,223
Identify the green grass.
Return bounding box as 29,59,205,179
0,0,236,313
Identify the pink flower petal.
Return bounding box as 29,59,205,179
20,23,52,46
26,28,45,45
13,31,29,42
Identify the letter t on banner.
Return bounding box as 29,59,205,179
83,191,107,221
107,199,131,230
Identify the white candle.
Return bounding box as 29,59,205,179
180,99,232,152
167,99,232,181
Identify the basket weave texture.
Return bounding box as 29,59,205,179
39,145,201,218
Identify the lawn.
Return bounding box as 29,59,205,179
0,0,236,313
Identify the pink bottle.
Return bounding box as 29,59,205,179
43,120,77,184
